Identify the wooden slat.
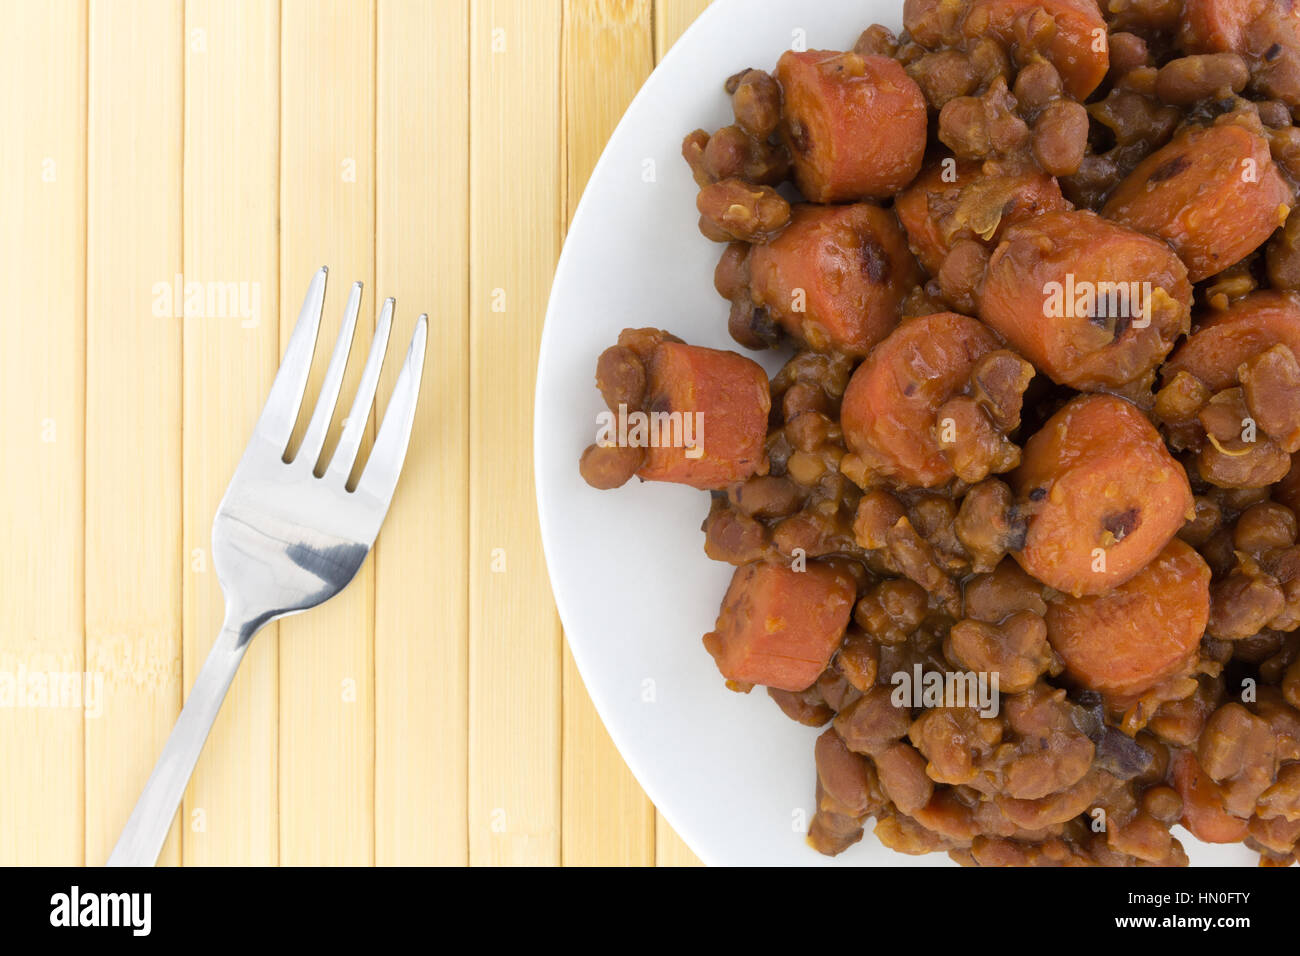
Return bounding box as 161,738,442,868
84,0,184,866
560,0,655,867
653,0,709,61
374,0,470,865
651,0,710,867
656,823,705,867
468,0,563,866
0,0,87,866
278,0,376,865
180,0,280,865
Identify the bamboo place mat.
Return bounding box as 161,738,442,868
0,0,710,866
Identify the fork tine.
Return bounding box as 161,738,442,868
356,314,427,502
296,281,363,468
327,297,394,483
255,266,328,449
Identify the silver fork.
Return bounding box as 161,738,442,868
106,267,427,867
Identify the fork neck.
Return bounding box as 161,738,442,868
220,601,268,650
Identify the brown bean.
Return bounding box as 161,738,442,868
853,578,927,645
1154,369,1211,446
945,611,1054,694
936,395,1019,484
1012,59,1063,116
874,742,934,815
834,686,913,757
1106,32,1151,79
768,684,833,727
579,442,645,490
728,474,801,520
701,498,769,565
1207,563,1286,640
836,631,880,693
1198,703,1277,811
1178,495,1223,548
1031,99,1089,176
1197,428,1292,492
1141,785,1183,825
681,129,711,187
696,178,790,243
594,345,645,412
937,239,989,315
907,50,978,110
1234,502,1298,555
939,79,1029,160
814,727,878,818
731,70,781,140
703,125,789,186
852,489,907,551
956,483,1028,574
1240,345,1300,453
1266,208,1300,291
1154,54,1249,105
853,24,899,58
713,241,750,301
886,516,961,613
727,299,779,350
902,0,965,49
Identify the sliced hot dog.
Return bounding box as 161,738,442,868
1179,0,1268,52
980,209,1191,391
747,203,919,357
1102,124,1293,283
1045,538,1210,699
703,561,857,692
1012,394,1194,597
1163,291,1300,393
840,312,1002,488
636,342,770,490
776,50,927,203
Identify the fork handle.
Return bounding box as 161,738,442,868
105,609,255,866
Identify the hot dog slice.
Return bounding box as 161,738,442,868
1045,539,1210,699
1102,124,1292,283
636,342,770,490
1012,394,1194,597
1178,0,1269,53
840,312,1002,488
703,561,857,692
964,0,1109,100
747,203,919,357
980,210,1191,390
894,158,1069,276
776,50,927,203
1163,291,1300,393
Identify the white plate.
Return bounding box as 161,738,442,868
535,0,1254,866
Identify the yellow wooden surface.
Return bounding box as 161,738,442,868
0,0,711,866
